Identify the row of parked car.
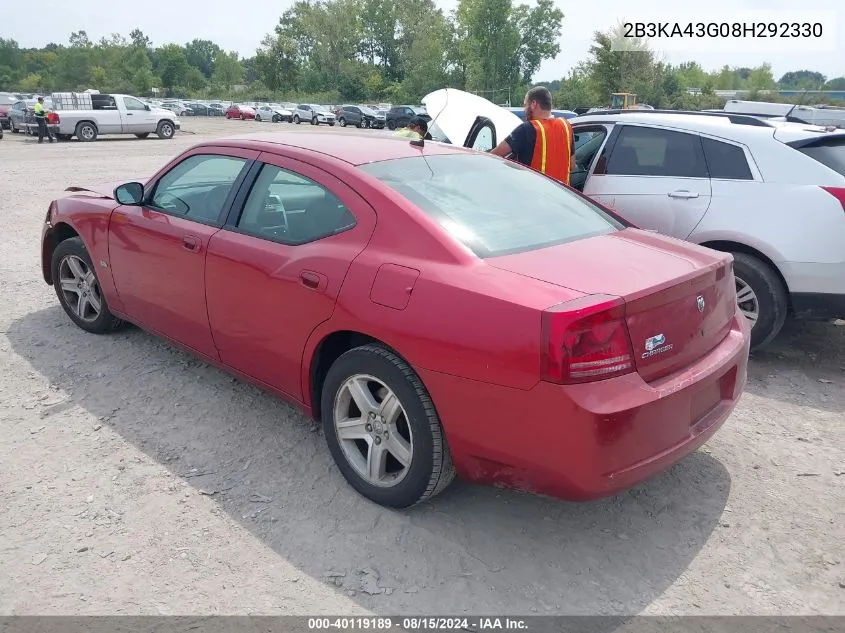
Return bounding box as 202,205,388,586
223,102,430,130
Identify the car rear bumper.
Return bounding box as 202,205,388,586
419,308,750,501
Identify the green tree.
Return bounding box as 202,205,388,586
155,44,190,91
455,0,521,96
211,50,244,91
512,0,563,86
185,39,221,78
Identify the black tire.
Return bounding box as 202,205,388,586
731,252,788,350
10,120,18,133
135,132,150,139
311,117,317,125
51,237,124,334
321,344,456,508
387,120,396,130
272,114,280,122
293,114,300,124
339,117,346,127
156,120,175,139
329,122,335,126
75,121,97,142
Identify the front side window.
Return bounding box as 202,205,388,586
148,154,248,223
471,125,495,151
360,153,622,258
123,96,147,111
236,164,356,245
606,126,708,178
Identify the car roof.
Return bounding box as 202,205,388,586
573,111,779,139
214,131,468,165
576,110,845,144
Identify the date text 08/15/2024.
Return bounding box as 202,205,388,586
307,617,529,630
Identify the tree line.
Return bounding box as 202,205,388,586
1,1,843,108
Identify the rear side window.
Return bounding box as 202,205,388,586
701,138,753,180
793,138,845,176
359,153,623,258
606,126,708,178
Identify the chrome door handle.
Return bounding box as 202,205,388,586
668,190,699,199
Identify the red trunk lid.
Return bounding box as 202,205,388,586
489,229,736,382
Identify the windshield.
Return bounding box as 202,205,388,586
794,137,845,176
360,106,377,116
360,154,622,257
427,121,451,144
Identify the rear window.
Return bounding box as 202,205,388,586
359,154,623,257
794,137,845,176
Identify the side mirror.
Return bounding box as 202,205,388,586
145,104,150,111
114,182,144,205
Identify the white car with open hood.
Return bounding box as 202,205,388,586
422,88,521,151
421,88,845,350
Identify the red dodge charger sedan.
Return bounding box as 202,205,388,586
40,131,750,508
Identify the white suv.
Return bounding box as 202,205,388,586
424,89,845,350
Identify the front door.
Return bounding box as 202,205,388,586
121,95,155,133
205,152,377,400
583,124,712,238
108,148,258,358
569,124,612,191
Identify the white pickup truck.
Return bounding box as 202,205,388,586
50,92,181,142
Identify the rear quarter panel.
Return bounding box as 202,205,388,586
301,181,584,395
690,181,845,267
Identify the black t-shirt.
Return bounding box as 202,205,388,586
505,120,575,166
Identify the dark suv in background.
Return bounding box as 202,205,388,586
386,105,429,130
335,105,385,129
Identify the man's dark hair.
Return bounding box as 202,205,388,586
409,115,428,134
37,96,44,102
525,86,552,111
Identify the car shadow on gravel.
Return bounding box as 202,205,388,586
8,306,731,616
745,320,844,413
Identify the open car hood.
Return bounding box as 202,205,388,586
422,88,521,146
65,178,147,199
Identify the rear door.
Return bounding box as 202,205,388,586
583,124,712,238
205,152,377,399
92,95,123,134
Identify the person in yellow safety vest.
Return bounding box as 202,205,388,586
392,116,429,141
33,96,55,143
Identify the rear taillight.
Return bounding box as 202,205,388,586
821,186,845,211
541,295,634,385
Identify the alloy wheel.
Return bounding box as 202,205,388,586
333,374,413,488
736,277,759,328
58,255,103,323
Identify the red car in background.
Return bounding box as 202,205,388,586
39,132,750,509
225,104,255,120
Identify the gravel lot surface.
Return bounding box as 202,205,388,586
0,117,843,616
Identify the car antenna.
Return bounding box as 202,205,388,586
410,88,449,148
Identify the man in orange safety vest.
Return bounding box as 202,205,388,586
490,86,575,185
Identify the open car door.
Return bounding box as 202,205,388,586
421,88,521,149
